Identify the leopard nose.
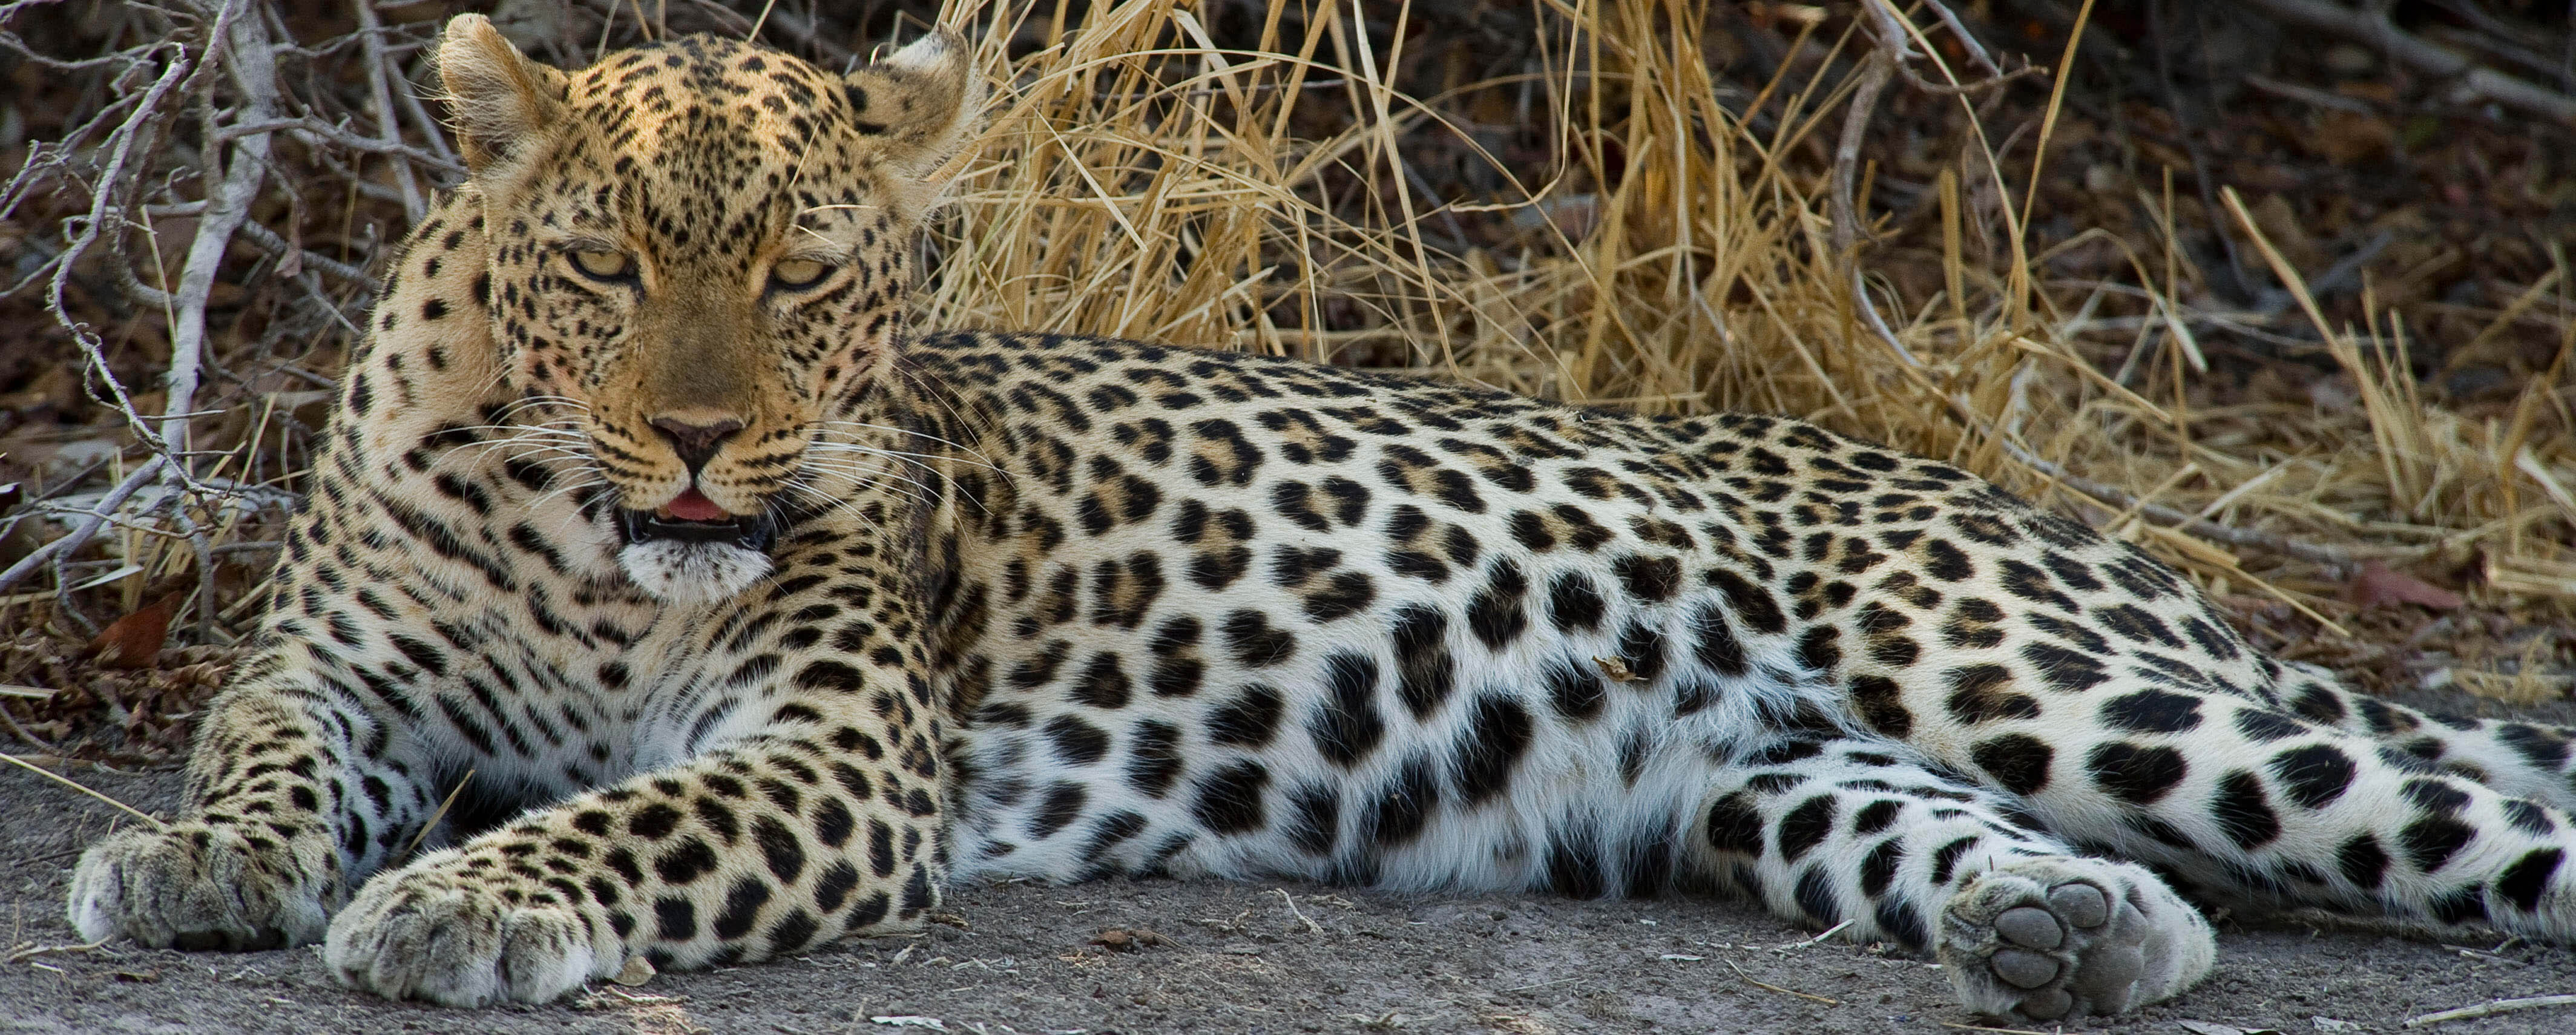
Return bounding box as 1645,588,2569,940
648,414,746,475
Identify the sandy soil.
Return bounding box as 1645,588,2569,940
6,763,2576,1034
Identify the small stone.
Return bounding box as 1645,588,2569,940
613,954,656,986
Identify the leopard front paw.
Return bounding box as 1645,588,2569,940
324,850,617,1006
67,822,335,950
1936,856,2215,1021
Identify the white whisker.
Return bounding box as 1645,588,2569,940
801,442,956,479
528,467,613,510
794,458,942,509
806,419,1009,479
786,469,927,521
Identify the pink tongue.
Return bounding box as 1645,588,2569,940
666,488,727,521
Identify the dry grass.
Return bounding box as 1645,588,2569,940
924,0,2576,616
1,0,2572,750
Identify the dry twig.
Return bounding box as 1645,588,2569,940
4,939,113,964
0,753,166,830
1271,887,1326,935
1722,958,1839,1005
2402,993,2576,1028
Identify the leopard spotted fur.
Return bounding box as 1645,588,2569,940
68,16,2576,1022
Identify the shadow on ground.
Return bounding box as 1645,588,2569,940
8,766,2576,1034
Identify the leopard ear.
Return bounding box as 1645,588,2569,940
841,29,982,182
436,13,569,175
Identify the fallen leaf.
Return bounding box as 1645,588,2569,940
83,586,189,669
1090,927,1172,951
274,224,303,279
113,968,160,983
2312,111,2394,165
2345,560,2465,611
1481,1012,1557,1035
1594,656,1643,683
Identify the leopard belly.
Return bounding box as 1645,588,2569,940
908,332,2198,898
948,568,1832,892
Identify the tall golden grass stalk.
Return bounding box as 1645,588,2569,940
5,0,2569,651
908,0,2574,619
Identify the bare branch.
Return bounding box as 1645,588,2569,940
1829,50,1895,261
42,41,205,458
235,218,374,286
380,22,459,166
2241,0,2576,125
215,116,467,175
161,7,286,478
353,0,426,220
0,458,168,595
1856,0,2044,97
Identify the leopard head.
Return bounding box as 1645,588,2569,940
434,14,979,603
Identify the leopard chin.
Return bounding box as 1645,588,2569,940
616,539,775,605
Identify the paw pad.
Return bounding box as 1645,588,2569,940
1936,858,2210,1022
1989,947,2058,988
2048,883,2109,928
1993,906,2063,950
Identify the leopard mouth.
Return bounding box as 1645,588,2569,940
615,488,778,553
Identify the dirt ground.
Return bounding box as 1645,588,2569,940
4,761,2575,1034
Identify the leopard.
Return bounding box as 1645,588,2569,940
64,13,2576,1023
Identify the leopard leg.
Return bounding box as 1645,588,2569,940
68,622,445,950
323,598,946,1006
1683,734,2215,1022
2266,662,2576,809
324,721,943,1005
1909,674,2576,940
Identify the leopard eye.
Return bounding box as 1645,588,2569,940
568,249,634,280
770,258,831,289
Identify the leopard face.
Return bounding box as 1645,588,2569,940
437,19,978,601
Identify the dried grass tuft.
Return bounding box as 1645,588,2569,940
1,0,2572,754
922,0,2576,618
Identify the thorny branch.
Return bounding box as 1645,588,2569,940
1,0,447,600
8,2,237,599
